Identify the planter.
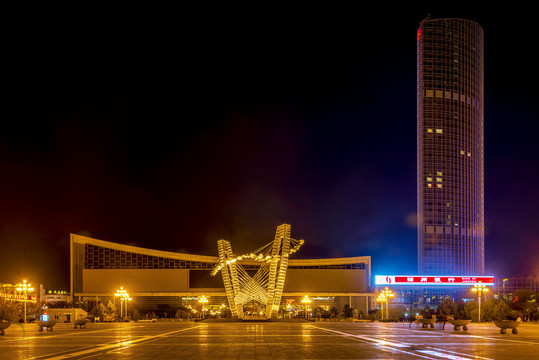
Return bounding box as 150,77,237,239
37,320,57,332
493,320,520,334
0,320,10,335
449,319,471,331
73,319,88,329
417,318,436,329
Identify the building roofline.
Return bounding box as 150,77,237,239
70,233,371,266
71,233,218,263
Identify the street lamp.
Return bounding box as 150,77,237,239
376,293,387,320
115,287,132,320
16,280,34,323
471,281,489,322
198,295,208,319
381,287,395,319
301,295,312,319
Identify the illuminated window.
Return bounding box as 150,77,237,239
437,184,443,188
427,128,433,133
467,152,471,157
460,150,465,155
437,171,443,176
427,183,432,188
426,177,433,182
436,178,442,182
435,129,443,134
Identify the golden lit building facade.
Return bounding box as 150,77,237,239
70,233,374,317
417,18,484,275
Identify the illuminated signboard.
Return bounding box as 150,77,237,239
375,275,495,286
0,293,36,301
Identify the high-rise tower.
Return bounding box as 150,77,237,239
417,17,484,275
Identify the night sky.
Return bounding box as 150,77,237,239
2,5,538,289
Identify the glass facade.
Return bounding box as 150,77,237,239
83,244,216,270
417,18,484,275
496,276,539,301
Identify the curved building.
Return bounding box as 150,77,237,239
70,228,374,317
417,18,484,275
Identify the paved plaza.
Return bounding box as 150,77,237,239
1,320,538,359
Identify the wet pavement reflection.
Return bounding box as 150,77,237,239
0,321,537,359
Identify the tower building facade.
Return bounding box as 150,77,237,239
417,18,484,275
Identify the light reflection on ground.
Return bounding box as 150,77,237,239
0,321,537,359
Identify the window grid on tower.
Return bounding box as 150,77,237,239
417,18,484,275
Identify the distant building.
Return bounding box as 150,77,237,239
495,276,539,301
40,285,71,304
417,17,485,275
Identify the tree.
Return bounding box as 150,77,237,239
175,306,191,319
437,298,457,316
342,304,354,319
479,299,495,321
492,299,511,321
106,301,117,318
367,308,379,321
313,306,329,319
0,298,19,323
456,300,467,319
464,300,478,322
156,304,171,318
388,306,407,321
329,306,339,319
90,302,107,321
132,308,141,321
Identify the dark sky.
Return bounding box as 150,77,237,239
2,5,538,289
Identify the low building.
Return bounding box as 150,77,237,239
374,275,495,308
43,308,87,323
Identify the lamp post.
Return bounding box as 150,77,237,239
115,287,132,320
16,280,34,324
301,295,312,319
376,293,387,320
198,295,208,319
471,281,489,322
381,287,395,319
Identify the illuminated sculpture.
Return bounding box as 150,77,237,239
212,224,303,319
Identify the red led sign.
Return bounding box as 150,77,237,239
375,275,495,286
0,293,35,301
417,28,421,41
